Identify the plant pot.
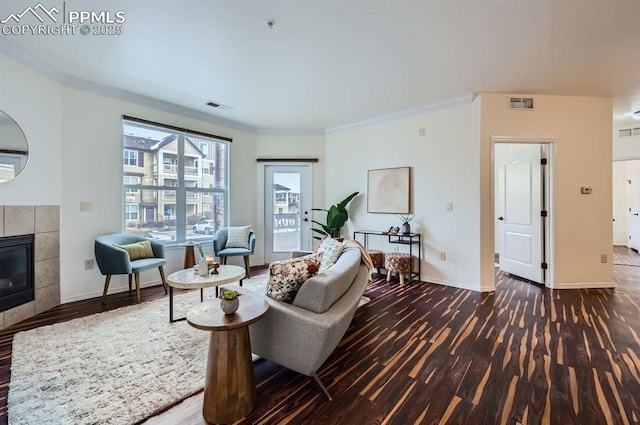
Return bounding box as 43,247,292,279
401,222,411,235
220,298,239,314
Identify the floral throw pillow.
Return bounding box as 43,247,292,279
317,237,345,272
266,253,322,303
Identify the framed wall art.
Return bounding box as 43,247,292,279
367,166,411,213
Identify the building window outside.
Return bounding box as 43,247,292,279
124,149,138,166
122,118,229,243
125,204,139,220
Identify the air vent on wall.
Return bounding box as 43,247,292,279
508,97,534,110
618,127,640,137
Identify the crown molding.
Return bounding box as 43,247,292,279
0,39,258,134
325,93,476,134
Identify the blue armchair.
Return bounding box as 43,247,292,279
212,227,256,278
94,233,168,304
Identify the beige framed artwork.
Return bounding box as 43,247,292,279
367,166,411,213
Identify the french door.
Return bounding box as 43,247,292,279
264,164,312,263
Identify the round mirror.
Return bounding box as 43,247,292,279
0,110,28,183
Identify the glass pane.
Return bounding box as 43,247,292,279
273,172,301,252
189,137,226,189
124,189,177,242
186,191,225,242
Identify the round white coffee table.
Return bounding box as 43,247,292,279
166,264,245,322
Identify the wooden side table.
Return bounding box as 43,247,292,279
184,243,196,269
187,293,269,424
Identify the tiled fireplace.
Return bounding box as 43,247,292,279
0,206,60,330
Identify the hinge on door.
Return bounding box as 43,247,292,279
541,262,548,269
541,210,547,217
541,158,548,165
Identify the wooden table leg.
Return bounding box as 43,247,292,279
203,326,256,424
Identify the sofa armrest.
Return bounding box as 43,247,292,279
291,250,313,259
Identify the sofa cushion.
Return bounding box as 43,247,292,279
293,246,361,313
114,240,154,260
317,237,345,272
225,225,252,249
266,253,322,303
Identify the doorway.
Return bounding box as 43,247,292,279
264,164,312,263
494,141,552,285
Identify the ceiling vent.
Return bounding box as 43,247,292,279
619,128,640,137
508,97,534,110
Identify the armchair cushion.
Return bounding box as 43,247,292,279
114,240,154,260
225,225,252,249
266,252,322,303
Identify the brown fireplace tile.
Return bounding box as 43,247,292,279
36,283,60,314
35,206,59,233
34,232,59,261
35,257,60,290
3,206,34,237
4,301,35,328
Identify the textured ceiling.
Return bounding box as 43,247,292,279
2,0,640,132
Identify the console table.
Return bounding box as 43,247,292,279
353,230,421,281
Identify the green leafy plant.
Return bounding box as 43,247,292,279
195,242,205,258
312,191,359,240
219,289,241,300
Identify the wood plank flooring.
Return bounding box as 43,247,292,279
2,250,640,424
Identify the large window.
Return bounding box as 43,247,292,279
122,116,230,243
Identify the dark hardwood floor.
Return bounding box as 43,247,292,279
2,249,640,424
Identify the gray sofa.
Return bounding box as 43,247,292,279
230,245,369,400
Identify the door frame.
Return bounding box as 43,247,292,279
492,137,555,288
257,161,313,265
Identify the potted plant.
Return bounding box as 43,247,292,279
396,214,415,234
218,289,241,314
312,191,359,240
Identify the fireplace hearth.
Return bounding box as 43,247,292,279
0,234,34,312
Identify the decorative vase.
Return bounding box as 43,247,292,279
401,222,411,235
198,257,208,277
220,298,239,314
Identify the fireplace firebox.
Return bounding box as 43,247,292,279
0,234,34,312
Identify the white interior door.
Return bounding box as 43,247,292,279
497,144,545,284
264,165,312,263
628,167,640,250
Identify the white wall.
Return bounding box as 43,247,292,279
613,131,640,161
0,55,62,205
325,101,484,291
60,87,258,301
480,94,613,289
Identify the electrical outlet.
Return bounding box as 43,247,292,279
446,202,453,212
79,201,93,212
600,254,607,263
439,252,446,261
84,259,94,270
419,128,426,136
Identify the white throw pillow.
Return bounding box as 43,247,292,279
225,225,252,249
317,237,345,271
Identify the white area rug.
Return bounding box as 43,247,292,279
7,273,368,424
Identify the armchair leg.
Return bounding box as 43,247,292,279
128,274,132,292
101,275,112,304
220,257,227,265
134,272,141,303
311,373,333,401
158,266,168,294
243,256,251,279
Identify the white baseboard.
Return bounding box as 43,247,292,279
422,277,494,293
61,278,164,304
548,281,615,290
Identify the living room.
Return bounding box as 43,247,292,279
0,1,639,424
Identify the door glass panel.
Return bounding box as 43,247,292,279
273,172,301,252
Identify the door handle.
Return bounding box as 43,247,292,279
498,217,504,221
634,213,639,216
